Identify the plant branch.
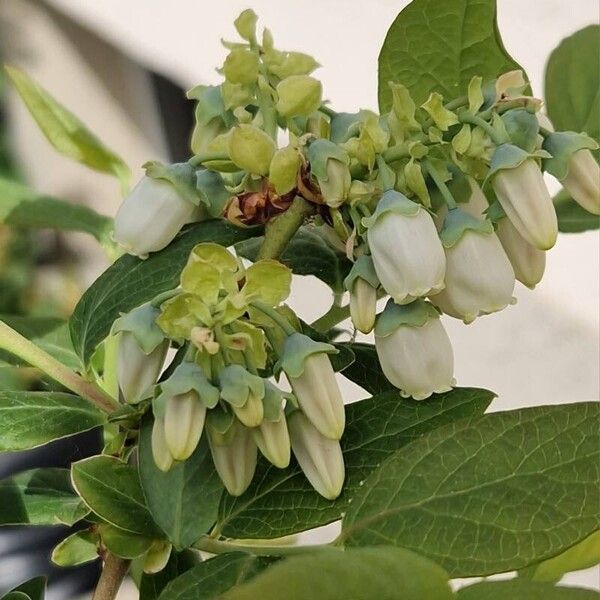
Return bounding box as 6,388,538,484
257,196,314,260
92,554,130,600
0,320,118,413
194,535,336,557
249,301,297,336
311,304,350,333
458,112,505,145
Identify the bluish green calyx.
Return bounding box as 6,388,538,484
206,407,235,442
154,361,219,416
501,108,539,152
543,131,599,180
144,161,204,207
276,332,337,378
485,200,507,223
262,381,288,421
112,303,164,354
485,143,530,183
196,169,231,217
219,364,265,407
441,207,494,248
307,139,350,181
344,255,379,291
187,85,228,126
375,299,439,337
362,189,421,228
329,112,363,144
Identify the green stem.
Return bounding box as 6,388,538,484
188,152,230,167
256,196,314,260
0,321,118,414
319,104,337,119
311,304,350,334
458,112,504,145
382,143,410,163
100,334,119,400
249,301,296,336
151,288,180,308
194,535,336,557
423,160,457,210
92,554,130,600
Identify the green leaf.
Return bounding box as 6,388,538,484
71,455,161,536
4,66,130,188
69,220,261,364
337,343,394,396
236,226,352,293
457,579,599,600
3,577,47,600
0,468,87,526
140,550,200,600
0,177,112,243
520,530,600,583
99,523,154,559
545,26,599,148
158,553,276,600
217,388,493,539
342,402,600,577
51,530,98,567
222,547,453,600
2,594,31,600
554,189,599,233
138,417,224,550
0,391,105,452
0,315,80,371
378,0,525,110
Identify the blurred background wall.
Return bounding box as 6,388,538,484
0,0,598,597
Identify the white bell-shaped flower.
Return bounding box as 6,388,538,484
496,217,545,289
375,299,454,400
163,391,207,461
365,190,446,304
252,415,291,469
563,149,600,216
288,411,345,500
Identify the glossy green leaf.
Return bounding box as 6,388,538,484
458,579,598,600
99,523,154,559
51,530,99,567
0,177,112,243
342,403,600,577
217,388,493,539
5,66,130,187
3,577,46,600
69,220,261,364
138,417,224,550
140,550,200,600
378,0,525,110
0,391,105,452
222,547,453,600
553,188,599,234
0,468,87,526
337,342,394,396
71,455,161,536
520,530,600,583
158,553,276,600
236,226,352,293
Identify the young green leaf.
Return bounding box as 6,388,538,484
342,402,600,577
51,530,99,567
217,388,493,539
0,391,105,452
221,547,453,600
0,468,88,526
457,579,598,600
140,550,200,600
71,455,161,536
4,577,47,600
378,0,525,111
4,66,130,189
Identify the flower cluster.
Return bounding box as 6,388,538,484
112,10,599,497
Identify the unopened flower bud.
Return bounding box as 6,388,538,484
223,48,259,85
344,255,379,334
562,149,600,216
364,190,446,304
114,168,201,258
496,217,545,289
375,300,454,400
207,419,257,496
269,146,301,195
278,333,345,440
491,148,557,250
163,391,207,461
228,125,276,176
434,210,515,323
288,411,345,500
252,414,291,469
143,541,172,574
219,365,265,428
307,139,351,208
276,75,322,118
151,417,173,473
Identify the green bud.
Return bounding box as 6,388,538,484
269,145,301,194
228,125,276,175
219,365,265,428
234,9,258,42
143,541,172,574
151,417,173,472
387,82,420,142
223,48,259,85
276,75,322,118
253,414,291,469
307,139,351,207
264,50,319,79
421,92,459,131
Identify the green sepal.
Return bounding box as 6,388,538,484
485,143,531,185
112,303,165,354
501,108,539,152
143,161,204,207
219,364,265,407
276,332,337,378
329,112,362,144
206,407,235,442
196,169,231,217
186,85,227,126
154,361,219,417
343,255,379,291
362,189,421,228
307,139,350,181
234,9,258,43
262,381,287,422
156,293,213,341
543,131,599,180
374,298,439,338
440,207,494,248
222,48,259,85
485,199,507,223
